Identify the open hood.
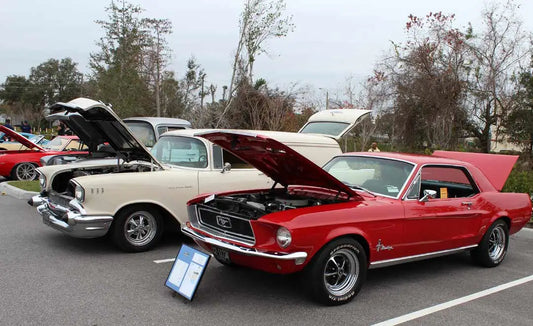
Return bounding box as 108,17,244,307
432,150,518,191
197,130,359,198
0,125,45,151
298,109,371,140
47,98,157,164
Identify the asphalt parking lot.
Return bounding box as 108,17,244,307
1,191,532,326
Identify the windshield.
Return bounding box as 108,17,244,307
299,121,350,137
124,121,156,147
151,136,208,168
44,137,85,151
323,156,415,198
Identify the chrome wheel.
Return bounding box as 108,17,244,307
14,163,37,181
323,248,360,297
123,211,157,247
488,225,506,261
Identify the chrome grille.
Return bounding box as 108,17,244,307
195,205,255,244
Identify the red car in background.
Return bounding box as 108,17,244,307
0,125,87,181
183,131,532,305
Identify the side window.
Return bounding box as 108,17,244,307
419,166,478,199
406,174,421,199
213,145,223,169
222,149,252,169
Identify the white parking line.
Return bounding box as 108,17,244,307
372,274,533,326
153,258,175,264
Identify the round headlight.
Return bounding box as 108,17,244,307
74,185,85,203
276,227,292,248
39,173,46,188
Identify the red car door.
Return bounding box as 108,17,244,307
401,165,483,257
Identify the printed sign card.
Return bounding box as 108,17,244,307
165,244,211,301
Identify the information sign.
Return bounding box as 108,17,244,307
165,244,211,301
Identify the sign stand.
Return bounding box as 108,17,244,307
165,244,211,301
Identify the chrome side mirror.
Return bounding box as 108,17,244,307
420,189,437,202
221,162,232,173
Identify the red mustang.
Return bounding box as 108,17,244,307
0,126,86,180
182,131,532,305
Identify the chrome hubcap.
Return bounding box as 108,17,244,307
124,211,157,246
16,163,36,181
488,226,506,261
323,248,359,296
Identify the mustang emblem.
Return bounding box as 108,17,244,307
216,215,232,229
376,239,393,252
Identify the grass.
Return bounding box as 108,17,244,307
8,180,40,192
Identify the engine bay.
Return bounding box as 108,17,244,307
201,189,346,220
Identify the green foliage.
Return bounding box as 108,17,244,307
502,166,533,195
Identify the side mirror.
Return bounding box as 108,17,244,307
420,189,437,202
221,162,232,173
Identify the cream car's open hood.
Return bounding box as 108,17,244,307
47,98,160,166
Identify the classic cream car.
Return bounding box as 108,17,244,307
31,98,370,252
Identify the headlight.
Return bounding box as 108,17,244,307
276,227,292,248
74,185,85,203
38,173,46,189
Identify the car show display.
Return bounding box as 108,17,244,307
182,131,532,305
31,97,370,252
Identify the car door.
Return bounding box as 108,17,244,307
197,144,272,194
402,165,483,257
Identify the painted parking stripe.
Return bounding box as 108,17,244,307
154,258,175,264
372,274,533,326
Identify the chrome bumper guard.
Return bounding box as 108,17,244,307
181,225,307,265
35,196,113,238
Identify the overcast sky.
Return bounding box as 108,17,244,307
1,0,532,100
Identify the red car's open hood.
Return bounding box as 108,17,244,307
432,150,518,191
197,131,359,198
0,125,45,151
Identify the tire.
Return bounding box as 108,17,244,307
304,238,367,305
112,206,164,252
11,162,38,181
471,220,509,267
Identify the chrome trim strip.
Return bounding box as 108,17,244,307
182,225,307,264
369,245,478,269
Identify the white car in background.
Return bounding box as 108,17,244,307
31,97,370,252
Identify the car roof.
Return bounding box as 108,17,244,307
162,128,340,146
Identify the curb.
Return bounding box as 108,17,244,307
0,182,38,200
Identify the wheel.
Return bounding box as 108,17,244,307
112,206,164,252
11,162,38,181
471,220,509,267
304,238,367,305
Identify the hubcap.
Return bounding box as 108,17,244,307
488,225,506,261
124,211,157,247
323,248,359,296
16,163,36,181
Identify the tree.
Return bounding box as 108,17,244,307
464,0,531,152
90,0,151,117
218,0,294,127
504,64,533,156
377,12,469,151
143,18,173,117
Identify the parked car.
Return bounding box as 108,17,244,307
182,131,532,305
40,103,191,166
0,126,87,181
0,131,49,150
31,98,370,252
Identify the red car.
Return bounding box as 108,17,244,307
182,131,532,305
0,125,87,181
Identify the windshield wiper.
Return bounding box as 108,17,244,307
348,184,376,197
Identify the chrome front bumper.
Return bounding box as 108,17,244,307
33,195,113,238
181,225,308,264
